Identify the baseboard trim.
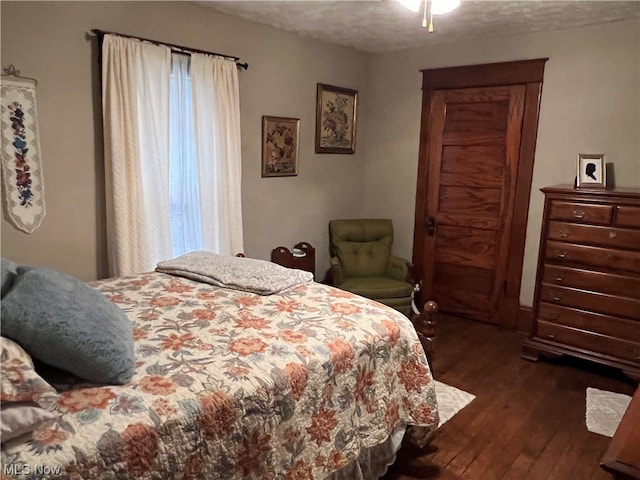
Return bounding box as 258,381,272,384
517,306,533,336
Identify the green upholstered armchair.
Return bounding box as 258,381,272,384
329,219,414,317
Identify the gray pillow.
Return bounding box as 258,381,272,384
1,266,135,385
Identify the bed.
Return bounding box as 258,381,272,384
0,253,439,479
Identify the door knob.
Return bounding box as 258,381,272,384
426,217,436,236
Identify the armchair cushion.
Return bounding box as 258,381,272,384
329,219,393,278
340,276,413,299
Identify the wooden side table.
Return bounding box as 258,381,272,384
271,242,315,276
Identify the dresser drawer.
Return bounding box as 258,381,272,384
540,284,640,320
545,240,640,274
536,321,640,363
615,205,640,228
548,221,640,250
549,201,613,225
542,265,640,299
538,303,640,341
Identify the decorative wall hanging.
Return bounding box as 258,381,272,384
315,83,358,154
0,65,46,233
262,115,300,177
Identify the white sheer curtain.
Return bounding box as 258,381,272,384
101,35,172,276
190,53,244,256
169,54,203,256
101,35,244,276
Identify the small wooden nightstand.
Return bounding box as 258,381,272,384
271,242,315,276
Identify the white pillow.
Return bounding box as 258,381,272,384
0,336,58,444
1,402,56,443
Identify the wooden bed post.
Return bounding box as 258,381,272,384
413,301,438,368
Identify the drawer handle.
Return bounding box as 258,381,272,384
559,229,570,238
546,334,556,339
556,250,567,259
608,231,617,239
551,295,563,302
572,209,585,219
554,275,565,282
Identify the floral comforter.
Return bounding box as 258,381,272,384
1,272,438,479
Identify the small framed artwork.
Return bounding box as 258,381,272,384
315,83,358,154
576,154,606,189
262,116,300,177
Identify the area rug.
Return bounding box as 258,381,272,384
434,380,475,427
585,387,631,437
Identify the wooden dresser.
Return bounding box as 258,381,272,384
522,185,640,380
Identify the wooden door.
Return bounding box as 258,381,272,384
413,60,547,328
425,85,524,323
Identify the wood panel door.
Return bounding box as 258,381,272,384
413,60,547,328
425,85,524,323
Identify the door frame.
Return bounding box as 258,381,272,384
412,58,548,329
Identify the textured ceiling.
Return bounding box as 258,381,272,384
200,0,640,53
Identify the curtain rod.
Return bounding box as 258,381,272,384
90,29,248,70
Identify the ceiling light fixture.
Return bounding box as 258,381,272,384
430,0,460,15
396,0,422,13
397,0,461,32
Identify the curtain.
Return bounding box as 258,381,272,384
101,35,172,276
190,54,244,256
169,54,203,256
101,35,244,276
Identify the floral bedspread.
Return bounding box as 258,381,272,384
1,272,438,479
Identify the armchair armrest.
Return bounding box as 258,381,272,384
330,256,343,286
386,255,413,283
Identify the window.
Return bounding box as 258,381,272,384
101,35,243,275
169,54,203,256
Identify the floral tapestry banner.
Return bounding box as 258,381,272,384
0,78,46,233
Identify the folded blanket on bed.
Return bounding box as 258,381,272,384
156,251,314,295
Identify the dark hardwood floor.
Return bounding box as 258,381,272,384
384,315,637,480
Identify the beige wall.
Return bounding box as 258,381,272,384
0,1,368,281
363,18,640,307
1,2,638,310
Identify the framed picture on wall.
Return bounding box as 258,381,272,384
576,153,606,189
315,83,358,154
262,116,300,177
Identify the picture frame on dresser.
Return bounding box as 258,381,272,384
576,153,606,189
